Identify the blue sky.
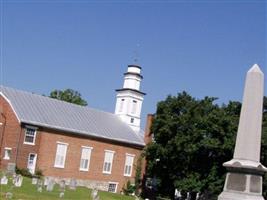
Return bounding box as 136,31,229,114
1,0,266,128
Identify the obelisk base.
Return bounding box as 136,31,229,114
218,171,265,200
218,190,265,200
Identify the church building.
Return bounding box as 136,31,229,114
0,65,147,193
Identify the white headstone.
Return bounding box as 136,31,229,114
1,175,8,185
37,179,43,193
196,192,200,200
32,177,38,185
69,178,77,190
37,186,43,193
14,175,23,187
44,177,49,186
46,179,55,192
59,180,66,192
91,188,100,200
59,192,64,198
6,163,16,174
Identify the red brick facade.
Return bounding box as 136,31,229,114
0,95,144,193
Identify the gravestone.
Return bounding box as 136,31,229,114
37,179,43,193
5,192,13,199
32,177,38,185
1,175,8,185
91,188,100,200
11,173,17,186
69,178,77,190
6,163,16,175
174,189,181,199
59,180,66,198
59,180,66,191
44,177,49,186
59,192,64,198
46,179,55,192
14,175,23,187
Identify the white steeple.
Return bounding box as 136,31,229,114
115,65,146,132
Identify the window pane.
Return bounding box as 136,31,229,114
80,147,92,170
54,143,67,168
24,128,36,144
3,148,11,160
103,151,114,173
124,155,134,176
108,183,117,193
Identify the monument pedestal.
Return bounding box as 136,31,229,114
218,190,265,200
218,172,264,200
218,159,266,200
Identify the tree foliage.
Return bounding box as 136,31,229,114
261,96,267,198
145,92,242,199
49,89,88,106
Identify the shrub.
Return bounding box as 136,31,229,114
34,169,43,178
15,167,33,178
123,180,136,196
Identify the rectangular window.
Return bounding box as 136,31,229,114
3,147,11,160
130,118,134,123
103,150,114,174
124,154,135,176
119,99,125,112
108,182,118,193
54,142,68,168
24,127,37,145
131,100,137,114
79,146,92,171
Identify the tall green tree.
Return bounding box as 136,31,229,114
49,89,88,106
145,92,241,200
261,96,267,198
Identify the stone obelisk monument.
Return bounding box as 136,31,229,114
218,64,266,200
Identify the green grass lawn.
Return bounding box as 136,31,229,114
0,176,135,200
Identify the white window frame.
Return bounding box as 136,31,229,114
108,182,118,193
27,153,37,174
54,142,68,168
3,147,12,160
124,153,135,177
102,150,115,174
79,146,93,171
23,126,37,145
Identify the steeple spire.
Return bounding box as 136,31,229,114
115,65,146,132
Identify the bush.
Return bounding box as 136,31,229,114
15,167,33,178
123,180,136,195
34,169,43,178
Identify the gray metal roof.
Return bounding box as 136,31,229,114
0,86,145,146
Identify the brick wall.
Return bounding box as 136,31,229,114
37,129,143,192
0,95,21,169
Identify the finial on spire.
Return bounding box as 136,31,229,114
133,44,140,64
